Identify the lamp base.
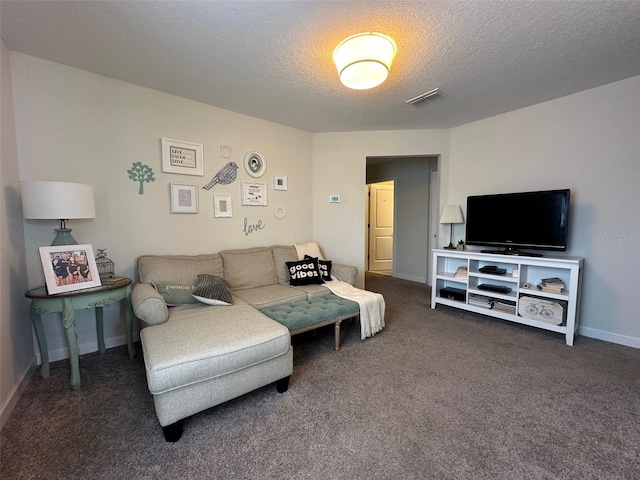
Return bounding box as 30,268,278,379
443,245,457,250
51,228,78,246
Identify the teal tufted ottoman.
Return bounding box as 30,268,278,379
259,293,360,351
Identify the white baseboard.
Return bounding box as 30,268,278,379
578,326,640,349
393,273,427,283
34,333,140,365
0,359,36,430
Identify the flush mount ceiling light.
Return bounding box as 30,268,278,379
333,32,397,90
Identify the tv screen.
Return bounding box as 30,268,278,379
465,189,570,254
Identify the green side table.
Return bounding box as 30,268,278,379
25,277,134,390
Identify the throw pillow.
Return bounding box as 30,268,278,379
285,259,324,286
154,282,199,306
191,274,233,306
304,255,332,282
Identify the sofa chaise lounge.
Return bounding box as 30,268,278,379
131,244,358,441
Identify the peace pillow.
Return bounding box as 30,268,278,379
191,274,233,306
285,259,324,286
304,255,332,282
154,282,198,306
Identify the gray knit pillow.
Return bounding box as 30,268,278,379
191,274,233,306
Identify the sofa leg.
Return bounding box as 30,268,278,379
162,419,184,442
276,375,290,393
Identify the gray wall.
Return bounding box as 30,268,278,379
1,41,33,427
11,52,314,364
449,76,640,347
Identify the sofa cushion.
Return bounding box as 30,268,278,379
270,245,299,284
232,284,307,309
285,258,324,286
191,274,233,306
154,282,198,306
138,254,223,285
140,302,290,394
290,283,332,299
219,247,279,290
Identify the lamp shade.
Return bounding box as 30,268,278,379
333,32,396,90
21,181,95,220
439,205,464,224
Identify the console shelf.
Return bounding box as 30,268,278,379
431,249,583,345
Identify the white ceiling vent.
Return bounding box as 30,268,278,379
405,88,442,106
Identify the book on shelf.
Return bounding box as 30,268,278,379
538,276,565,293
493,299,517,314
538,285,564,294
454,266,468,279
468,294,493,308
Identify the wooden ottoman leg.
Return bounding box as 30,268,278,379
334,320,342,351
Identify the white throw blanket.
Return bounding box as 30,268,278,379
325,279,385,340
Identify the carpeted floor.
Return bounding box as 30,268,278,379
2,273,639,479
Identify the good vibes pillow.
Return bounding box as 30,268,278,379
285,259,324,286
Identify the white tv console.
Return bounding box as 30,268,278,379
431,249,583,345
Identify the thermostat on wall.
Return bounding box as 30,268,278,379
329,195,341,203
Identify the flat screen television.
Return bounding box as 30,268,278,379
465,189,570,255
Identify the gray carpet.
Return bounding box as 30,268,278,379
2,273,639,479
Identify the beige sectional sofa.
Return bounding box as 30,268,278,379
131,245,357,441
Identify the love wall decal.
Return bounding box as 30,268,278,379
243,217,265,236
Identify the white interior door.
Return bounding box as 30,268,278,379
368,181,394,272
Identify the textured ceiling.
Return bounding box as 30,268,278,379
2,1,640,132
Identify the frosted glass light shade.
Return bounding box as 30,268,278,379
333,33,397,90
21,181,95,220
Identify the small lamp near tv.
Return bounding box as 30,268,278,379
21,181,96,246
439,205,464,250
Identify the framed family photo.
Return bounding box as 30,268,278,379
39,244,102,294
161,137,204,176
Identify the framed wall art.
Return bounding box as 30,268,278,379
39,244,102,294
170,183,199,213
161,137,204,176
241,182,268,206
213,194,233,218
273,174,288,191
244,151,267,178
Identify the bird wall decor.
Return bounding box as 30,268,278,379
203,161,238,190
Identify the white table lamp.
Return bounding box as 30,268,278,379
21,181,96,245
439,205,464,250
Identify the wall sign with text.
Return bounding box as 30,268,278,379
161,137,204,176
